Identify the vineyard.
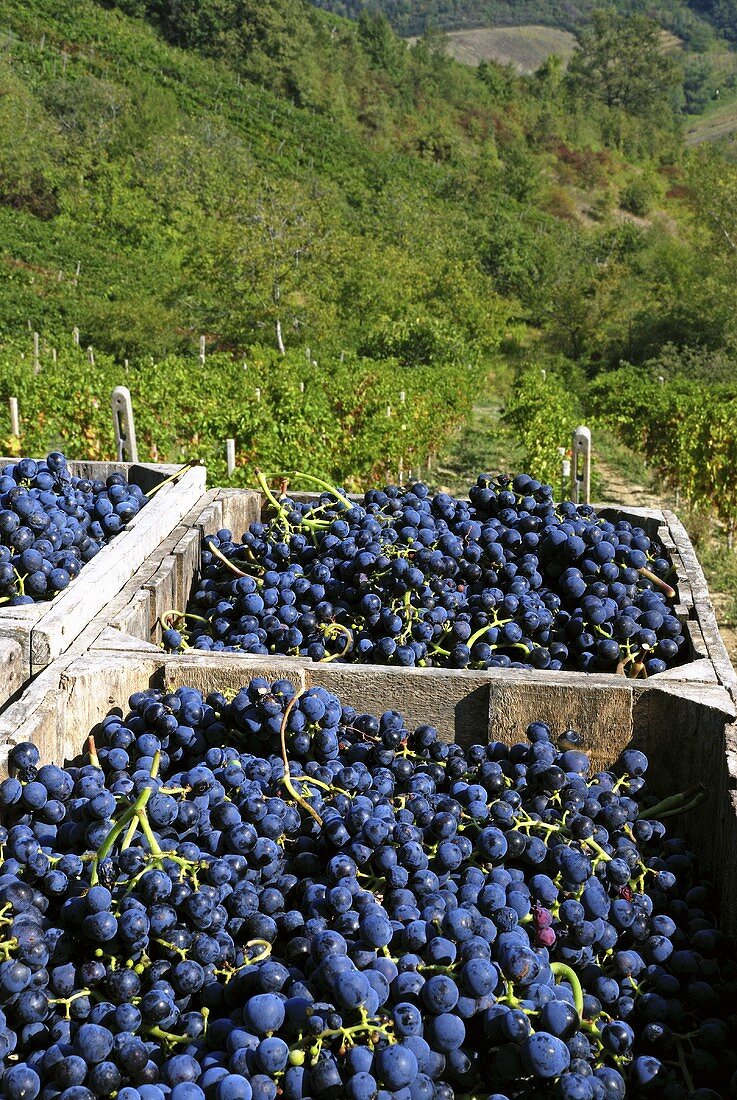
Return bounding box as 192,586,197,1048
4,333,735,552
588,365,737,543
0,334,483,487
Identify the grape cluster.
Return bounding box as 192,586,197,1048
0,453,146,604
163,473,684,677
0,679,733,1099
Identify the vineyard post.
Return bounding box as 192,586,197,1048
199,336,206,366
226,439,236,477
87,347,95,366
111,386,139,463
72,327,80,346
52,348,57,364
559,446,571,503
255,387,261,403
571,426,591,504
32,332,40,374
9,398,19,439
399,391,406,486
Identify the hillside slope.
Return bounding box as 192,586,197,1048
309,0,719,45
4,0,737,399
0,0,700,367
412,25,577,72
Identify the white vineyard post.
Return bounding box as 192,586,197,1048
226,438,236,477
9,397,20,438
32,332,40,374
199,336,206,366
571,426,591,505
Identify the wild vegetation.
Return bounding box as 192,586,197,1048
3,0,737,542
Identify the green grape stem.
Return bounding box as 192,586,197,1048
145,459,202,499
262,470,354,512
550,961,584,1019
204,541,250,579
279,691,324,827
639,785,706,820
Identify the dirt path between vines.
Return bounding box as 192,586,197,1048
593,457,666,511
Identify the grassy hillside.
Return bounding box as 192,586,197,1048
309,0,719,46
3,0,737,482
0,0,701,366
411,25,577,72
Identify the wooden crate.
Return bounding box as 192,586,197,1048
0,644,735,932
0,460,206,680
90,488,736,698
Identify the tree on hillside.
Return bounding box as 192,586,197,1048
567,10,682,118
196,178,333,354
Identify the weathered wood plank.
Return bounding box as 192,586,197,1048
159,652,308,698
0,461,205,679
488,677,634,773
0,638,23,710
29,464,206,673
665,510,737,691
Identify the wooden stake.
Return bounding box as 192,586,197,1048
226,438,236,477
111,386,139,463
199,335,206,366
32,332,40,374
9,397,19,438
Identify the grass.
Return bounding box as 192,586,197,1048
431,368,523,495
417,25,577,73
686,91,737,150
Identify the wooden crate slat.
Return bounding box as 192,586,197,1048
0,461,206,678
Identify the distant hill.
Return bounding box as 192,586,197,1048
408,25,577,72
309,1,721,48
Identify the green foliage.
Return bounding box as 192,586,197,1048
308,0,718,48
620,175,657,216
692,0,737,44
587,360,737,535
0,335,480,487
1,0,736,494
566,11,682,120
502,364,581,485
